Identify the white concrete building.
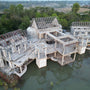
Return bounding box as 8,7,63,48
0,17,78,77
71,22,90,54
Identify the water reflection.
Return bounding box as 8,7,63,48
12,51,90,90
18,60,73,89
71,50,90,69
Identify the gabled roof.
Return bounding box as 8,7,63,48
32,17,59,29
72,22,90,27
0,29,27,47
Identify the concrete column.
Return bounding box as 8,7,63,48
36,58,47,68
85,32,87,35
8,52,11,60
20,42,23,49
39,34,41,39
0,51,4,67
74,31,75,36
45,48,47,57
20,67,22,73
86,38,88,46
24,43,27,51
79,31,81,35
0,59,4,67
45,34,47,40
55,41,57,48
62,56,64,65
38,50,40,59
23,37,27,41
2,49,7,57
30,41,31,45
78,46,86,54
12,45,16,53
62,45,65,65
63,45,65,55
54,52,56,57
9,61,12,68
73,53,76,61
35,46,37,55
18,47,20,54
11,39,16,53
82,38,84,46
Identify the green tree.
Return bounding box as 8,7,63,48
16,4,24,17
42,13,48,17
72,3,80,13
9,5,16,17
36,12,41,17
19,16,30,30
0,15,12,34
52,13,57,17
59,19,68,29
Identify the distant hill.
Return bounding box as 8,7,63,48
0,1,90,11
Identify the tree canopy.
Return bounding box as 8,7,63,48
72,3,80,13
0,3,90,35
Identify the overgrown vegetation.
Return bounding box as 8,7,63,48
0,3,90,34
0,78,20,90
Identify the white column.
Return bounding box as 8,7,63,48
9,61,12,68
0,50,4,67
56,32,57,36
82,38,84,46
45,48,47,57
45,34,47,40
38,50,40,59
35,46,37,55
39,34,41,39
11,39,16,53
85,32,87,35
55,41,57,48
62,45,65,65
86,38,88,46
20,42,23,49
79,31,81,35
54,52,56,57
30,41,31,45
73,53,76,61
2,49,7,57
24,43,27,51
12,45,16,53
20,67,22,73
18,47,20,54
8,52,11,60
62,56,64,65
74,31,75,36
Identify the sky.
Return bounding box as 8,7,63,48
0,0,90,1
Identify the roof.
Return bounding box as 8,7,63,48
32,17,59,29
72,22,90,27
0,29,27,47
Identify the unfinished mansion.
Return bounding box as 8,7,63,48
0,17,90,77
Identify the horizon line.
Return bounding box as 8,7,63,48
0,0,89,1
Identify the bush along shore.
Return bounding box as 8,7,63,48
0,71,20,90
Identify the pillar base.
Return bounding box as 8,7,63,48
36,58,47,68
0,59,4,67
78,46,86,54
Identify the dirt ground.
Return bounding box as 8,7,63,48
55,7,90,13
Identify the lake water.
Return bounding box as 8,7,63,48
0,51,90,90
